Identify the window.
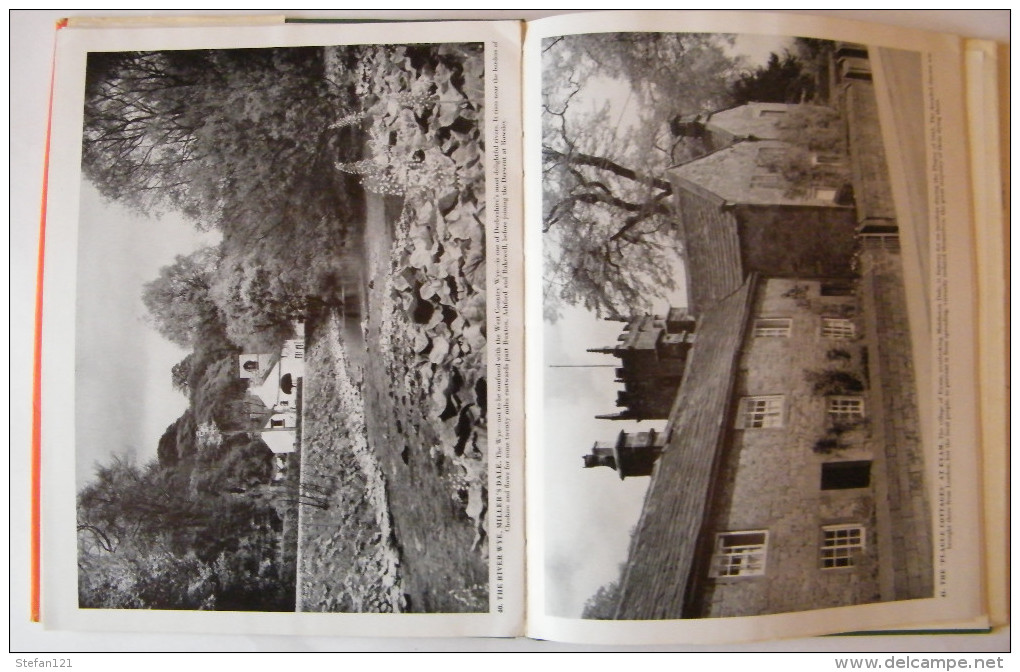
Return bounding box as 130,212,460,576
813,186,839,201
737,395,784,428
758,109,787,118
827,396,865,422
821,525,865,568
710,531,768,577
753,318,792,337
820,281,854,296
821,461,871,490
821,317,856,339
812,153,843,166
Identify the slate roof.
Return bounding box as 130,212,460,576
670,141,817,207
704,103,826,143
670,178,744,316
614,275,757,620
845,81,897,226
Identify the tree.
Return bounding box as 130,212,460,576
78,540,216,610
541,33,740,320
141,246,222,348
208,251,308,350
170,353,194,395
82,50,212,220
731,51,815,104
77,457,214,552
82,47,348,230
581,579,622,619
85,46,369,351
77,453,292,610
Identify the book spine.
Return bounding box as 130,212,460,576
31,16,67,624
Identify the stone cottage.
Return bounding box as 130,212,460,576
238,323,306,454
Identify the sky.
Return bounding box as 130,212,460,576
75,181,220,489
539,31,793,617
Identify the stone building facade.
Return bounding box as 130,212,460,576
586,47,932,619
690,276,882,616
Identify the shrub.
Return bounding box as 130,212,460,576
805,369,865,395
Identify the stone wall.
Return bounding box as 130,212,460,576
846,63,933,601
697,278,882,617
846,71,897,230
858,242,934,600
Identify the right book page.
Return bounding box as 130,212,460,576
522,10,993,645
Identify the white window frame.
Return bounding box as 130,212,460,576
710,530,769,578
827,396,865,422
813,186,839,201
821,317,856,339
821,524,865,569
812,153,843,166
753,318,792,338
737,395,785,429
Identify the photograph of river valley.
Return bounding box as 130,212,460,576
74,42,489,613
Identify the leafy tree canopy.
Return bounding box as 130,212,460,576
731,51,815,104
581,579,622,620
82,47,346,229
541,33,741,320
140,246,222,348
77,452,288,611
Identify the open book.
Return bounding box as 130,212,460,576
28,11,1007,646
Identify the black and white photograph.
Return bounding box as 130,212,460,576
74,41,490,614
540,32,935,620
13,8,1005,654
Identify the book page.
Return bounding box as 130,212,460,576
962,38,1009,630
39,18,525,638
524,10,989,645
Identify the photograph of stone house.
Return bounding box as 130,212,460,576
541,33,932,619
238,324,306,455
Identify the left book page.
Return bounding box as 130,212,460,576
38,18,525,638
